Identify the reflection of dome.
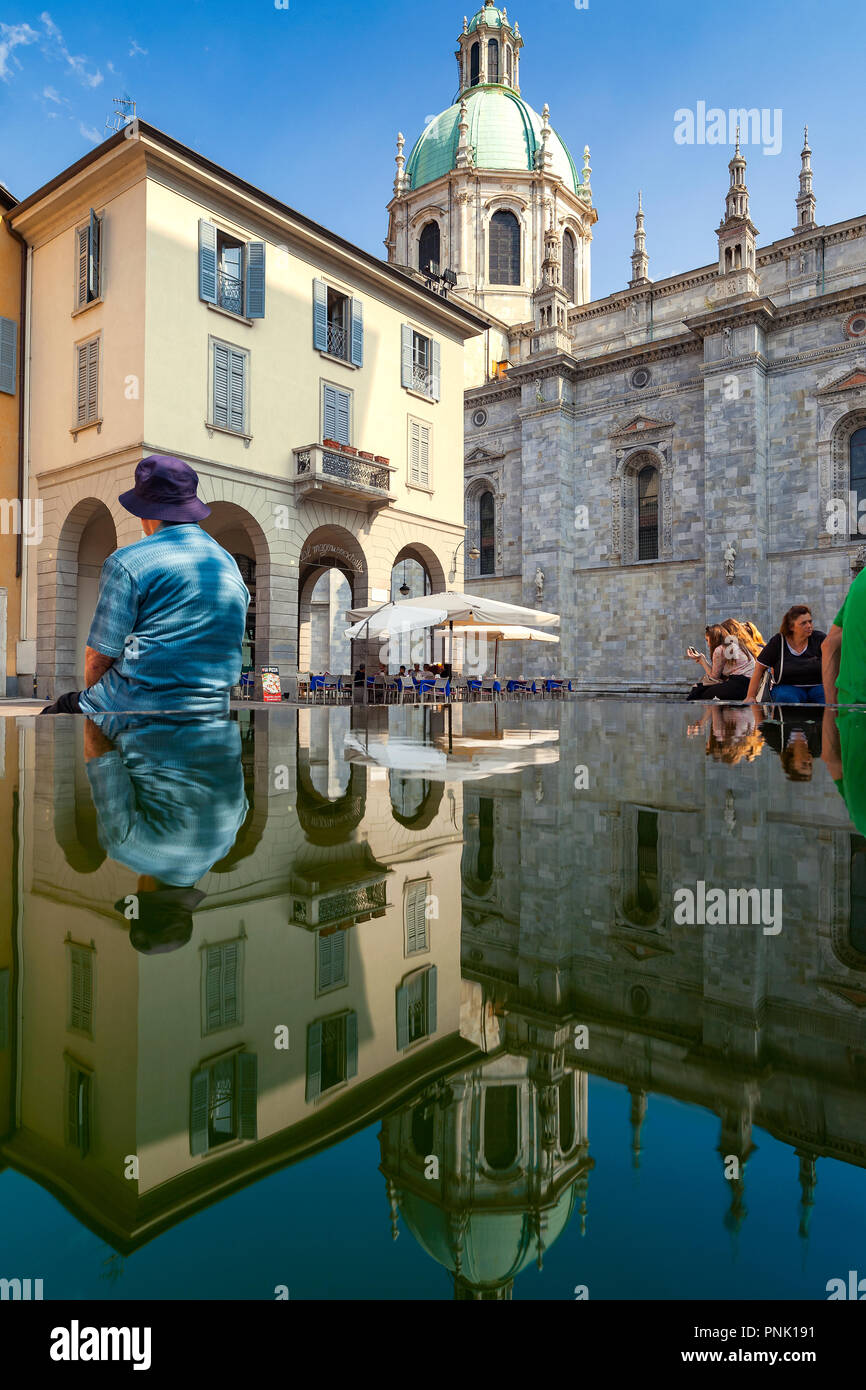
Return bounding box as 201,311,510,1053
399,1185,577,1293
406,88,579,194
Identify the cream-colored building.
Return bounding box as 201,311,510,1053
0,187,26,697
7,121,487,699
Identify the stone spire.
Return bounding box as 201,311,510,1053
455,98,474,170
536,103,553,173
716,128,758,284
393,132,407,196
795,125,816,230
629,191,650,287
578,145,592,203
795,1149,817,1241
629,1087,648,1168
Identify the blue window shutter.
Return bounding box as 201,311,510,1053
77,226,89,308
213,343,229,427
401,324,413,389
199,220,218,304
426,966,437,1036
0,318,16,395
323,384,337,440
345,1012,358,1080
190,1068,210,1155
396,985,410,1052
87,209,100,301
350,298,364,367
313,279,328,352
246,242,266,319
306,1022,323,1101
335,388,350,445
229,349,246,433
237,1052,258,1140
431,340,441,401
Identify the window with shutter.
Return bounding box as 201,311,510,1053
397,967,437,1050
75,338,100,427
405,882,429,955
408,418,431,488
307,1014,354,1099
321,382,351,445
0,317,17,395
237,1052,258,1140
199,220,218,304
75,211,102,308
190,1068,210,1155
69,945,93,1035
318,929,347,993
245,241,266,319
65,1061,91,1157
210,339,248,435
201,940,243,1035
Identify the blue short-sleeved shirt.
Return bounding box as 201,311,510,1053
78,524,250,715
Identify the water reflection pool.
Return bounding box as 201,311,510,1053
1,699,864,1300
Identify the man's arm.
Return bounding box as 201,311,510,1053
85,646,115,689
822,625,843,705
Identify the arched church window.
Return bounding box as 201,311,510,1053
559,1077,576,1152
484,1086,519,1170
479,490,495,575
505,45,513,84
489,210,520,286
637,464,660,561
470,41,480,86
562,229,576,302
850,427,866,539
419,221,440,276
487,38,499,84
477,796,494,883
623,808,660,926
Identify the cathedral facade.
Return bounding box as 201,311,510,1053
388,1,866,690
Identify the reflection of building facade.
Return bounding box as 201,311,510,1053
8,125,486,697
0,187,25,695
460,703,866,1235
391,3,866,686
3,709,475,1250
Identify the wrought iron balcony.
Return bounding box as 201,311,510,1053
293,443,396,512
327,321,348,360
218,269,244,316
411,363,434,396
290,867,391,929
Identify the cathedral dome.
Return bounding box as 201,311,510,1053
405,87,579,194
467,3,508,31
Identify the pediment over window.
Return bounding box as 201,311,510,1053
610,413,674,441
466,445,505,465
818,365,866,397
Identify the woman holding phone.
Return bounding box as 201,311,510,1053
686,624,755,701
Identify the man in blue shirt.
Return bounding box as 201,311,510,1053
41,455,249,715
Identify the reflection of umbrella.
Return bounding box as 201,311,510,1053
344,730,559,782
446,623,559,673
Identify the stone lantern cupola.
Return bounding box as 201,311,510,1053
714,129,759,299
456,2,523,97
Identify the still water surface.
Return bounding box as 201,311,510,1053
1,699,865,1300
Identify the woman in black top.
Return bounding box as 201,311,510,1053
744,605,826,705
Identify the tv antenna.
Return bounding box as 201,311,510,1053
105,95,136,136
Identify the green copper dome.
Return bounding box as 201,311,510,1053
406,87,579,194
468,3,509,32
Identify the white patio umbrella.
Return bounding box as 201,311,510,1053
344,604,449,642
346,590,560,670
446,623,559,674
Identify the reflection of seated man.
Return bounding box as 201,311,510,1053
759,708,823,782
83,715,248,954
823,708,866,837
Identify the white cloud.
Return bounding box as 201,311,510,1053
42,84,62,103
78,121,102,144
0,21,39,81
40,11,103,88
128,39,148,58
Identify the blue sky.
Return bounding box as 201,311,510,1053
0,0,863,301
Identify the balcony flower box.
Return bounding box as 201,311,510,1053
374,455,390,465
340,444,358,456
323,437,341,450
358,451,375,461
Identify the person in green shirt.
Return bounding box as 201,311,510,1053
822,567,866,706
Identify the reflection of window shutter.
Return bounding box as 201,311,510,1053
0,317,17,395
246,242,266,318
426,966,437,1035
70,947,93,1033
396,985,410,1052
350,298,364,366
406,884,428,954
306,1022,323,1101
0,968,8,1051
313,279,328,351
345,1012,358,1079
88,209,100,301
205,948,222,1032
238,1052,258,1140
65,1065,79,1147
319,931,346,990
199,220,218,303
77,226,89,307
190,1068,210,1155
222,943,240,1025
401,324,413,389
431,340,441,401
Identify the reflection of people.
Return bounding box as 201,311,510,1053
41,455,249,716
83,714,248,954
689,703,764,763
759,709,822,781
822,565,866,706
823,708,866,837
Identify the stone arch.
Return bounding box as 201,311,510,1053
199,500,271,672
465,474,503,579
39,494,123,698
610,445,673,565
822,407,866,544
297,521,369,673
483,201,527,287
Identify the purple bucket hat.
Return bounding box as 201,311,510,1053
119,455,211,522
